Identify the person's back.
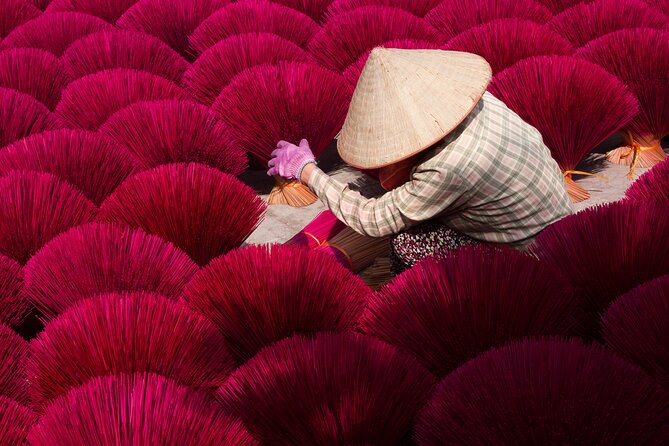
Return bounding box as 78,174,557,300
423,91,573,246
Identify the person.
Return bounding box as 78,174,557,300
268,48,573,274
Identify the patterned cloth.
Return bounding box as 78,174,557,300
309,92,574,246
389,221,482,276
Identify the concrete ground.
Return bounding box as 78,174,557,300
244,137,659,246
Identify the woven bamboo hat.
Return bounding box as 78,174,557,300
337,48,492,169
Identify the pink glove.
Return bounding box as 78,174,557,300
267,139,316,181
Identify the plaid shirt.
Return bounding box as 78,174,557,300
309,92,574,245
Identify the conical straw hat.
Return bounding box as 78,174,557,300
337,48,492,169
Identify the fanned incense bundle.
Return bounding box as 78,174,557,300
626,158,669,202
531,201,669,328
99,163,265,265
214,62,352,206
343,38,441,84
549,0,669,48
62,30,188,83
326,0,442,19
217,333,435,445
489,56,639,202
100,100,246,174
0,256,26,326
308,6,444,72
0,171,97,264
183,244,369,364
415,339,669,445
27,292,235,410
427,0,552,42
0,12,113,56
602,275,669,390
0,324,28,404
0,0,40,41
0,397,35,446
185,32,313,106
45,0,138,23
28,374,258,446
0,88,61,148
117,0,229,61
0,129,140,205
189,0,320,54
0,49,69,111
268,0,334,22
359,246,579,377
55,68,189,130
24,223,199,321
576,29,669,173
443,18,574,75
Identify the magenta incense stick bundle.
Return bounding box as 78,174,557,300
0,256,26,327
625,158,669,202
62,30,188,84
45,0,139,23
99,163,265,266
427,0,552,42
183,244,369,364
0,87,61,148
326,0,442,20
0,397,35,446
217,333,435,445
185,32,313,106
24,223,199,321
100,100,246,174
189,0,320,55
286,210,347,248
415,339,669,445
443,18,573,75
0,12,112,57
0,324,29,404
0,130,140,205
0,0,40,41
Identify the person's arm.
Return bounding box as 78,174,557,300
304,162,466,238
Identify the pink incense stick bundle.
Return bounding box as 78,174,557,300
533,0,590,13
0,129,140,205
343,38,442,84
45,0,139,23
217,333,435,445
489,55,639,202
182,244,369,364
415,338,669,445
24,223,199,321
0,0,40,42
602,275,669,390
117,0,229,61
576,29,669,171
0,324,29,404
443,18,573,75
626,158,669,202
214,61,352,206
360,246,579,377
531,201,669,325
326,0,442,19
0,88,61,148
185,32,313,106
286,210,347,248
427,0,553,42
100,100,246,174
99,163,265,266
27,292,235,410
0,12,112,56
549,0,669,48
28,373,258,446
0,397,35,446
189,0,320,55
0,171,97,264
55,68,189,130
62,30,188,84
308,6,444,72
0,255,26,327
0,48,69,111
268,0,334,23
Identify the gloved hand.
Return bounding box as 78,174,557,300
267,139,316,182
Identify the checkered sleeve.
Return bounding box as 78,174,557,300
308,165,467,238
